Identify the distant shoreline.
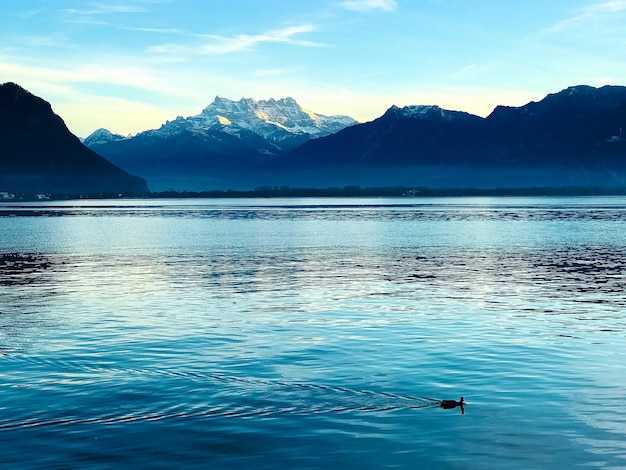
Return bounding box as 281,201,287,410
149,186,626,198
5,185,626,201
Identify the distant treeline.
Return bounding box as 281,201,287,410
151,186,403,198
149,185,626,198
7,186,626,201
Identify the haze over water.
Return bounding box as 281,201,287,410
1,197,625,469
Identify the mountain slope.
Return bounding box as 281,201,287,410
282,104,486,168
282,85,626,188
0,83,149,196
484,85,626,166
86,96,357,190
80,84,626,191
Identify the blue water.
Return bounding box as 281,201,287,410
1,197,625,469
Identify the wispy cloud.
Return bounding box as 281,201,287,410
118,25,184,34
62,3,149,15
252,69,293,77
340,0,398,12
15,33,69,48
545,0,626,32
9,9,43,19
149,24,323,56
598,77,615,85
0,57,189,99
447,63,479,81
60,2,185,36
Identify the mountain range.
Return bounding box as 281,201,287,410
0,82,148,197
2,81,626,196
85,97,357,191
280,85,626,189
85,85,626,191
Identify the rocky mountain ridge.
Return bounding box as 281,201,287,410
87,96,357,150
84,95,357,190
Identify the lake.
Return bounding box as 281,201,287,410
1,196,625,469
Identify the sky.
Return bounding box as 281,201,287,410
2,0,626,137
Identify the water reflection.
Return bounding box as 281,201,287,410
0,253,51,286
0,253,65,354
1,198,626,468
3,197,626,222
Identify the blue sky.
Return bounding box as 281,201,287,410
2,0,626,137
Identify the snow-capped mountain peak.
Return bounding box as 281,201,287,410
139,95,358,149
384,104,479,122
82,128,127,146
83,96,358,160
401,105,444,117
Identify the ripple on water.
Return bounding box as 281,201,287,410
1,198,626,468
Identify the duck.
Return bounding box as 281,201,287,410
440,397,465,413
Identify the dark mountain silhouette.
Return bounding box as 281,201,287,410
484,85,626,165
0,82,148,196
282,85,626,188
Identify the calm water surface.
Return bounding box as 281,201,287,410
1,197,625,469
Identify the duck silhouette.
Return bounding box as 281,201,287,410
440,397,465,414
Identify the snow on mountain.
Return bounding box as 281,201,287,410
387,104,478,121
83,128,127,146
138,96,358,147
